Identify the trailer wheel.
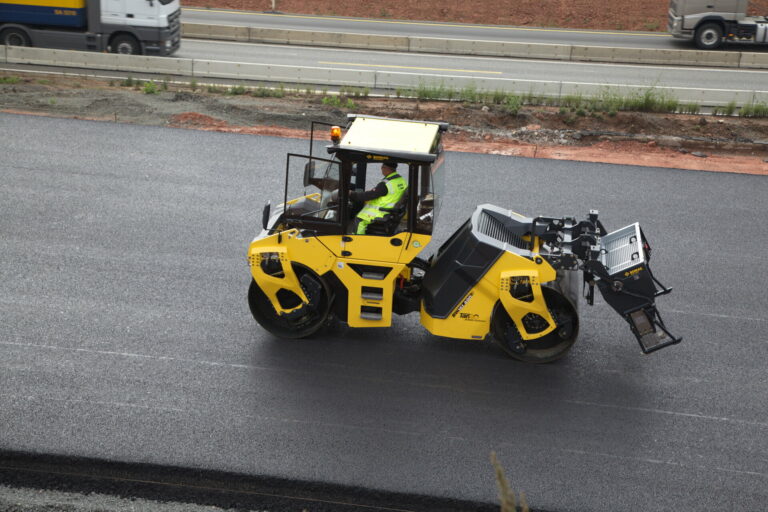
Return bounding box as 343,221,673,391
492,286,579,364
1,28,30,47
695,23,724,50
248,267,331,339
110,34,141,55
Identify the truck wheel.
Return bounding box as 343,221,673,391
248,267,331,339
1,28,30,47
491,286,579,364
695,23,724,50
110,34,140,55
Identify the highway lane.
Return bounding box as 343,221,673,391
182,7,768,52
182,8,685,50
2,113,768,511
174,39,768,93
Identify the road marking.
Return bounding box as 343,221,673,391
565,399,768,428
667,308,766,322
183,8,671,38
3,393,185,413
318,60,501,74
562,449,768,479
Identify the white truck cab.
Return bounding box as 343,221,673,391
668,0,768,49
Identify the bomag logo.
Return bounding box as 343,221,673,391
624,267,644,277
452,293,473,317
459,312,483,322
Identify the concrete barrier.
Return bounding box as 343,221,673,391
7,46,194,75
0,45,6,63
409,37,571,60
192,59,377,87
182,23,249,42
570,45,742,67
248,27,409,51
751,91,768,103
739,51,768,69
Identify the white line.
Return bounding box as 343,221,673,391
666,308,766,323
565,399,768,428
562,448,768,479
0,341,262,371
3,393,185,413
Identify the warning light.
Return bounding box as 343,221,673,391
330,126,341,144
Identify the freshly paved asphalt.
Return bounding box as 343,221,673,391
1,113,767,511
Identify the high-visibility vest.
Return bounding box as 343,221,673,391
356,172,407,222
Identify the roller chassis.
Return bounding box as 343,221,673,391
247,115,680,362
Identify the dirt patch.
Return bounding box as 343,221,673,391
185,0,768,32
2,73,768,175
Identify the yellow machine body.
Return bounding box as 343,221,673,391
246,115,680,362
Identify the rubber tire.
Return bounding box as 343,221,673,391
248,267,331,339
1,28,30,47
492,286,579,364
111,34,141,55
694,23,724,50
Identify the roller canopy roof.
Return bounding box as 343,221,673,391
329,115,448,163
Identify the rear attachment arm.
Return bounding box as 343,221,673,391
538,210,681,354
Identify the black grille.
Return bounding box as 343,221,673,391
168,8,181,33
476,210,530,250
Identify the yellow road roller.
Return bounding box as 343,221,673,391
247,115,680,363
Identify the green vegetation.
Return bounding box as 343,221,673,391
227,85,247,95
739,101,768,118
712,100,737,116
339,85,370,98
392,82,695,116
120,76,135,87
0,75,21,84
142,80,158,94
189,78,198,92
322,95,342,107
679,102,700,115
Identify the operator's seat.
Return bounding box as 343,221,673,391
365,191,408,236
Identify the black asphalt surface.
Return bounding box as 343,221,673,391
1,113,767,511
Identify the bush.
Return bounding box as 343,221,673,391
227,85,247,95
322,95,342,107
142,80,158,94
0,75,21,84
503,95,521,115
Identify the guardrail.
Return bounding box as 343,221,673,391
3,46,768,107
181,22,768,70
